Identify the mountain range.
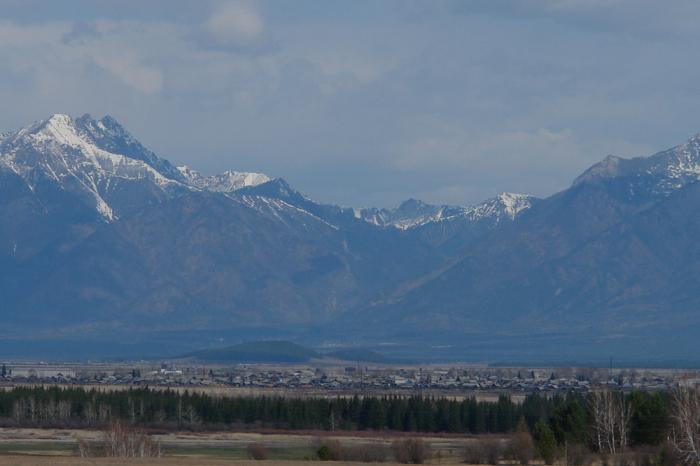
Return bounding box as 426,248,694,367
1,113,699,363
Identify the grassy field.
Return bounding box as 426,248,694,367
0,428,625,465
0,458,426,465
0,427,477,463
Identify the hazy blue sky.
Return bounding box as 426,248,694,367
2,0,700,207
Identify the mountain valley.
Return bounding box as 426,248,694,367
2,114,700,363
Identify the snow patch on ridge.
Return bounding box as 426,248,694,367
356,193,536,230
177,165,271,193
573,133,700,197
0,113,280,222
0,114,186,221
1,112,535,231
466,192,533,222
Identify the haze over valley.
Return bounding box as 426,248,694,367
2,113,700,364
5,2,700,465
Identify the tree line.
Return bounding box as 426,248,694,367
0,386,668,439
1,385,697,464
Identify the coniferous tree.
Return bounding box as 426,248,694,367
629,391,668,446
551,395,587,445
532,420,557,465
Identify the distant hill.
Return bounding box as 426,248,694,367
324,348,396,364
180,342,399,364
181,341,320,363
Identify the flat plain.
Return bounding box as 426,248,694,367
0,427,478,464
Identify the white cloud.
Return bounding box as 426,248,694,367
0,2,697,207
90,51,163,94
202,1,266,50
392,123,653,200
0,20,163,95
447,0,700,38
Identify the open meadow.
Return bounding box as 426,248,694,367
0,427,479,464
0,459,422,466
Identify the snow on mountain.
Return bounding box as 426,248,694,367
0,113,322,234
642,133,700,194
356,199,444,229
356,193,536,230
464,192,534,222
74,114,185,182
0,113,278,222
574,133,700,196
177,165,271,193
0,114,189,221
0,113,532,232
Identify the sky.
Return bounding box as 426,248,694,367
1,0,700,207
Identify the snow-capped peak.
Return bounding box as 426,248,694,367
457,192,535,224
1,113,538,231
573,132,700,197
494,192,534,219
18,113,83,147
177,165,271,193
0,113,188,221
0,113,281,222
355,192,536,230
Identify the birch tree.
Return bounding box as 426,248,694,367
589,390,631,455
671,386,700,465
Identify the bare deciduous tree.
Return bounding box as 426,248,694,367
185,404,200,425
103,421,162,458
670,386,700,465
392,438,428,464
76,437,91,458
590,389,631,455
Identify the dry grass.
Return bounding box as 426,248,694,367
0,427,479,464
0,458,418,465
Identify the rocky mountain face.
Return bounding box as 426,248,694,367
2,114,700,361
355,193,535,230
0,114,511,351
573,134,700,196
351,134,700,362
176,165,270,193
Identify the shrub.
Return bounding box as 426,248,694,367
656,442,680,466
565,443,590,466
246,442,267,460
464,440,487,464
626,446,658,466
605,445,678,466
102,421,161,458
316,439,386,462
483,438,503,465
392,438,428,464
508,420,534,465
342,444,387,462
316,439,343,461
464,438,503,465
76,437,91,458
317,444,333,461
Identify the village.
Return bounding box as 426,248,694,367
0,361,688,395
